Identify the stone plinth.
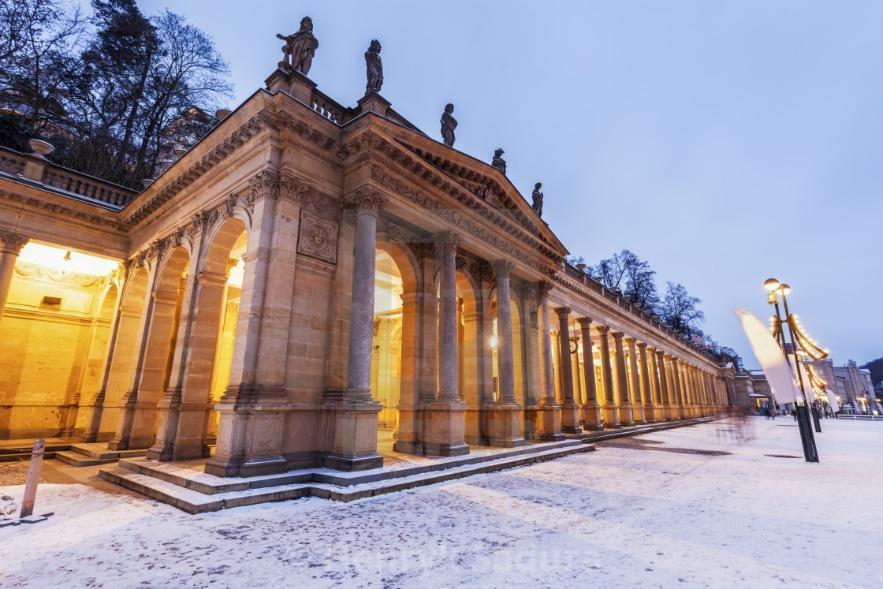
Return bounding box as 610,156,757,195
529,403,564,441
422,400,469,456
483,404,526,447
582,402,604,431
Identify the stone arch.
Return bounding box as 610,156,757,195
118,246,190,449
457,268,482,442
371,239,419,444
99,265,149,434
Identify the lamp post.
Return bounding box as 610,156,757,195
764,278,819,463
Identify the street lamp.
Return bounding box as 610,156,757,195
765,277,820,463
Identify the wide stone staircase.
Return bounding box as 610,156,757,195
99,439,596,514
54,443,147,466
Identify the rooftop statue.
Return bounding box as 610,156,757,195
277,16,319,75
441,103,457,147
532,182,544,217
365,39,383,93
492,148,506,175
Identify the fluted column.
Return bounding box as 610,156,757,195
612,332,635,426
556,307,581,433
0,230,27,320
598,325,619,428
625,337,645,424
579,318,603,430
638,343,655,423
531,282,562,440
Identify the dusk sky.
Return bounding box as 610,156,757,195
138,0,883,368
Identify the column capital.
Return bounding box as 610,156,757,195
491,259,515,279
636,341,647,350
611,330,624,341
347,187,386,214
554,306,572,320
537,280,554,298
577,317,593,328
0,230,28,255
624,335,637,345
596,324,610,335
433,230,462,247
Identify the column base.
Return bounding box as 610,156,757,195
582,402,604,431
560,402,582,434
644,405,657,423
422,399,470,457
531,403,564,441
603,404,621,428
483,404,526,447
619,403,636,427
320,394,384,472
634,404,648,425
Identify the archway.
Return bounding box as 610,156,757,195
100,265,149,435
457,270,481,443
195,218,248,450
372,248,405,451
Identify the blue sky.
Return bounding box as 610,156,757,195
138,1,883,368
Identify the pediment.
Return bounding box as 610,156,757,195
394,138,568,258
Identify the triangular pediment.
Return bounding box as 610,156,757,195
394,138,568,257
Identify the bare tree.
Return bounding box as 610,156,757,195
659,281,704,337
590,249,660,311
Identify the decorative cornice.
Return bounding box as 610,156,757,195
370,165,553,275
14,260,108,288
1,188,125,231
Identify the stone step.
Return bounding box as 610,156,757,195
568,416,716,444
67,443,147,461
99,442,596,514
54,451,119,467
0,451,60,463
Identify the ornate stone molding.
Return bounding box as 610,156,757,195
491,260,515,279
0,229,28,254
297,208,338,264
14,260,107,288
345,187,385,213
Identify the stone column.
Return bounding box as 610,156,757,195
554,308,581,433
533,282,563,440
625,337,645,424
485,260,525,446
579,318,603,430
672,359,686,420
650,348,665,422
323,190,385,469
656,350,676,421
521,283,541,440
423,232,468,456
0,230,27,319
638,343,655,423
612,332,635,427
598,325,619,428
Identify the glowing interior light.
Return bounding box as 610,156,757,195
489,335,498,351
18,242,119,276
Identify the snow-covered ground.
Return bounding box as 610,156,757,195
2,418,881,588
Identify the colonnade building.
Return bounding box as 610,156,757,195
0,53,732,476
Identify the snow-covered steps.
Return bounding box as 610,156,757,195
98,440,595,514
54,443,147,467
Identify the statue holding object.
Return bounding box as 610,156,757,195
277,16,319,75
532,182,544,217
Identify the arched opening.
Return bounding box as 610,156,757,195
372,248,404,450
457,270,481,443
200,219,248,445
124,246,190,448
100,265,149,435
73,283,118,437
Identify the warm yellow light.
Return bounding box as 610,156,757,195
779,283,792,295
763,278,780,292
18,242,119,276
489,335,498,351
227,259,244,288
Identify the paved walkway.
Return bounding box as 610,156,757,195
2,417,880,588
